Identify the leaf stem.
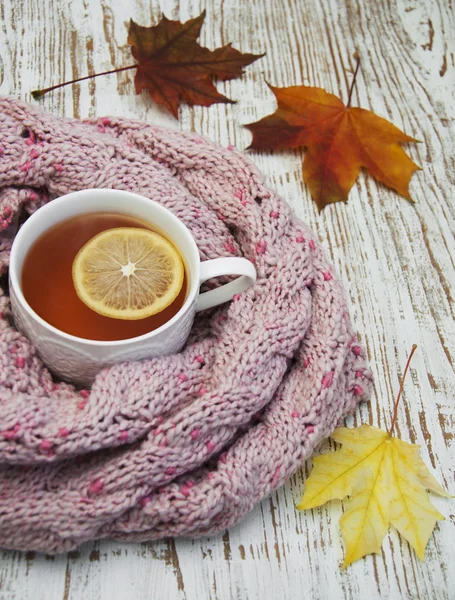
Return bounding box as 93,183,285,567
346,55,361,108
31,64,138,99
388,344,418,437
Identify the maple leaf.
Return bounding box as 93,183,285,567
246,62,420,211
297,346,451,568
128,12,263,118
32,12,263,119
298,425,450,567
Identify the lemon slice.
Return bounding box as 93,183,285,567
72,228,184,320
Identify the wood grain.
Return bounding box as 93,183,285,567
1,0,454,598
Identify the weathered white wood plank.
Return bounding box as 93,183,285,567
0,0,454,598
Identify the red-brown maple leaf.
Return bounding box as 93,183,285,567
246,83,420,211
32,11,263,119
128,11,264,119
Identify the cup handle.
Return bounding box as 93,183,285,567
196,257,257,312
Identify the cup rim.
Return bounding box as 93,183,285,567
9,189,200,347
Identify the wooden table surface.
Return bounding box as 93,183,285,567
1,0,454,598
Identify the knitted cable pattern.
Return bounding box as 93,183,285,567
0,97,372,553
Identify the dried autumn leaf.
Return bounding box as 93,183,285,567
128,12,264,118
297,427,450,568
32,12,263,119
246,81,420,211
297,346,451,568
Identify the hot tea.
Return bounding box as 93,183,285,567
21,212,187,341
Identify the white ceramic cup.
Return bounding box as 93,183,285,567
9,189,256,385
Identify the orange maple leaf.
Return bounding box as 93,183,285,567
128,12,264,119
246,75,420,211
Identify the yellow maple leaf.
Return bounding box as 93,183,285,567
297,346,451,568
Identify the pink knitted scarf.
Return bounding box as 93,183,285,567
0,97,372,553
